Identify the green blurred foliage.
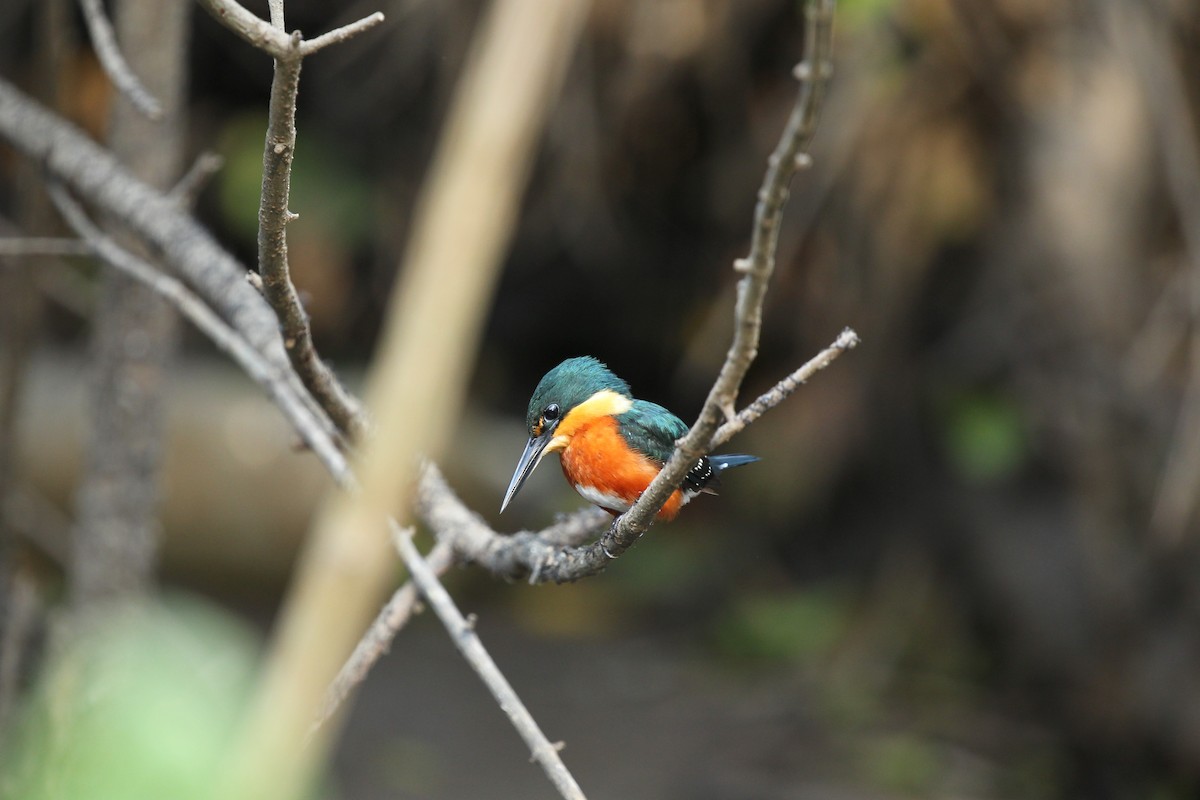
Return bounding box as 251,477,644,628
836,0,898,30
941,391,1027,483
859,733,942,796
217,114,373,249
711,584,849,664
1,597,259,800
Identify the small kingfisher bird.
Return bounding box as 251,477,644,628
501,356,758,520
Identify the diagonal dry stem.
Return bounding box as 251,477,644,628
393,524,587,800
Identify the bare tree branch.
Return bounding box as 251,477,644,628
46,184,353,486
392,523,587,800
195,0,384,60
300,13,386,56
200,0,378,441
417,463,607,583
256,16,367,440
713,326,859,446
78,0,162,119
314,490,609,729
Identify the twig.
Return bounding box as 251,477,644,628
46,183,353,487
310,538,456,736
167,151,225,207
78,0,162,120
392,523,587,800
0,237,91,257
302,13,387,56
312,489,608,730
196,0,385,60
714,327,859,446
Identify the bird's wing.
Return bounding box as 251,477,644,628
616,401,688,465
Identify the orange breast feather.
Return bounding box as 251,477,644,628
559,416,683,520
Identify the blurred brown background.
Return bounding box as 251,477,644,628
4,0,1200,797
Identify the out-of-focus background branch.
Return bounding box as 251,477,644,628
3,0,1200,798
71,0,188,609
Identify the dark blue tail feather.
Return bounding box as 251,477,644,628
710,454,759,471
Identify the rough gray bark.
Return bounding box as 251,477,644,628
71,0,190,604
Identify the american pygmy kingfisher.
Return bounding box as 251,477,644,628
501,356,758,520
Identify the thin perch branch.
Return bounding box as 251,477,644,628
310,538,456,735
196,0,385,60
78,0,162,119
417,463,609,583
714,326,859,446
313,493,610,730
302,13,387,56
392,523,587,800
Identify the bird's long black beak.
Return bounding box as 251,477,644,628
500,425,558,513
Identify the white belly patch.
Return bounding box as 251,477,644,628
574,484,631,513
574,483,695,512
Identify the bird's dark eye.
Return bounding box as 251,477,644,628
543,403,560,422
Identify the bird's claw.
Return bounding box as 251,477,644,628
601,517,621,559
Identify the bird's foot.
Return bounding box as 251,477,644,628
601,517,621,559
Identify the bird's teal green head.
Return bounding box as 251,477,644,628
502,356,633,513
